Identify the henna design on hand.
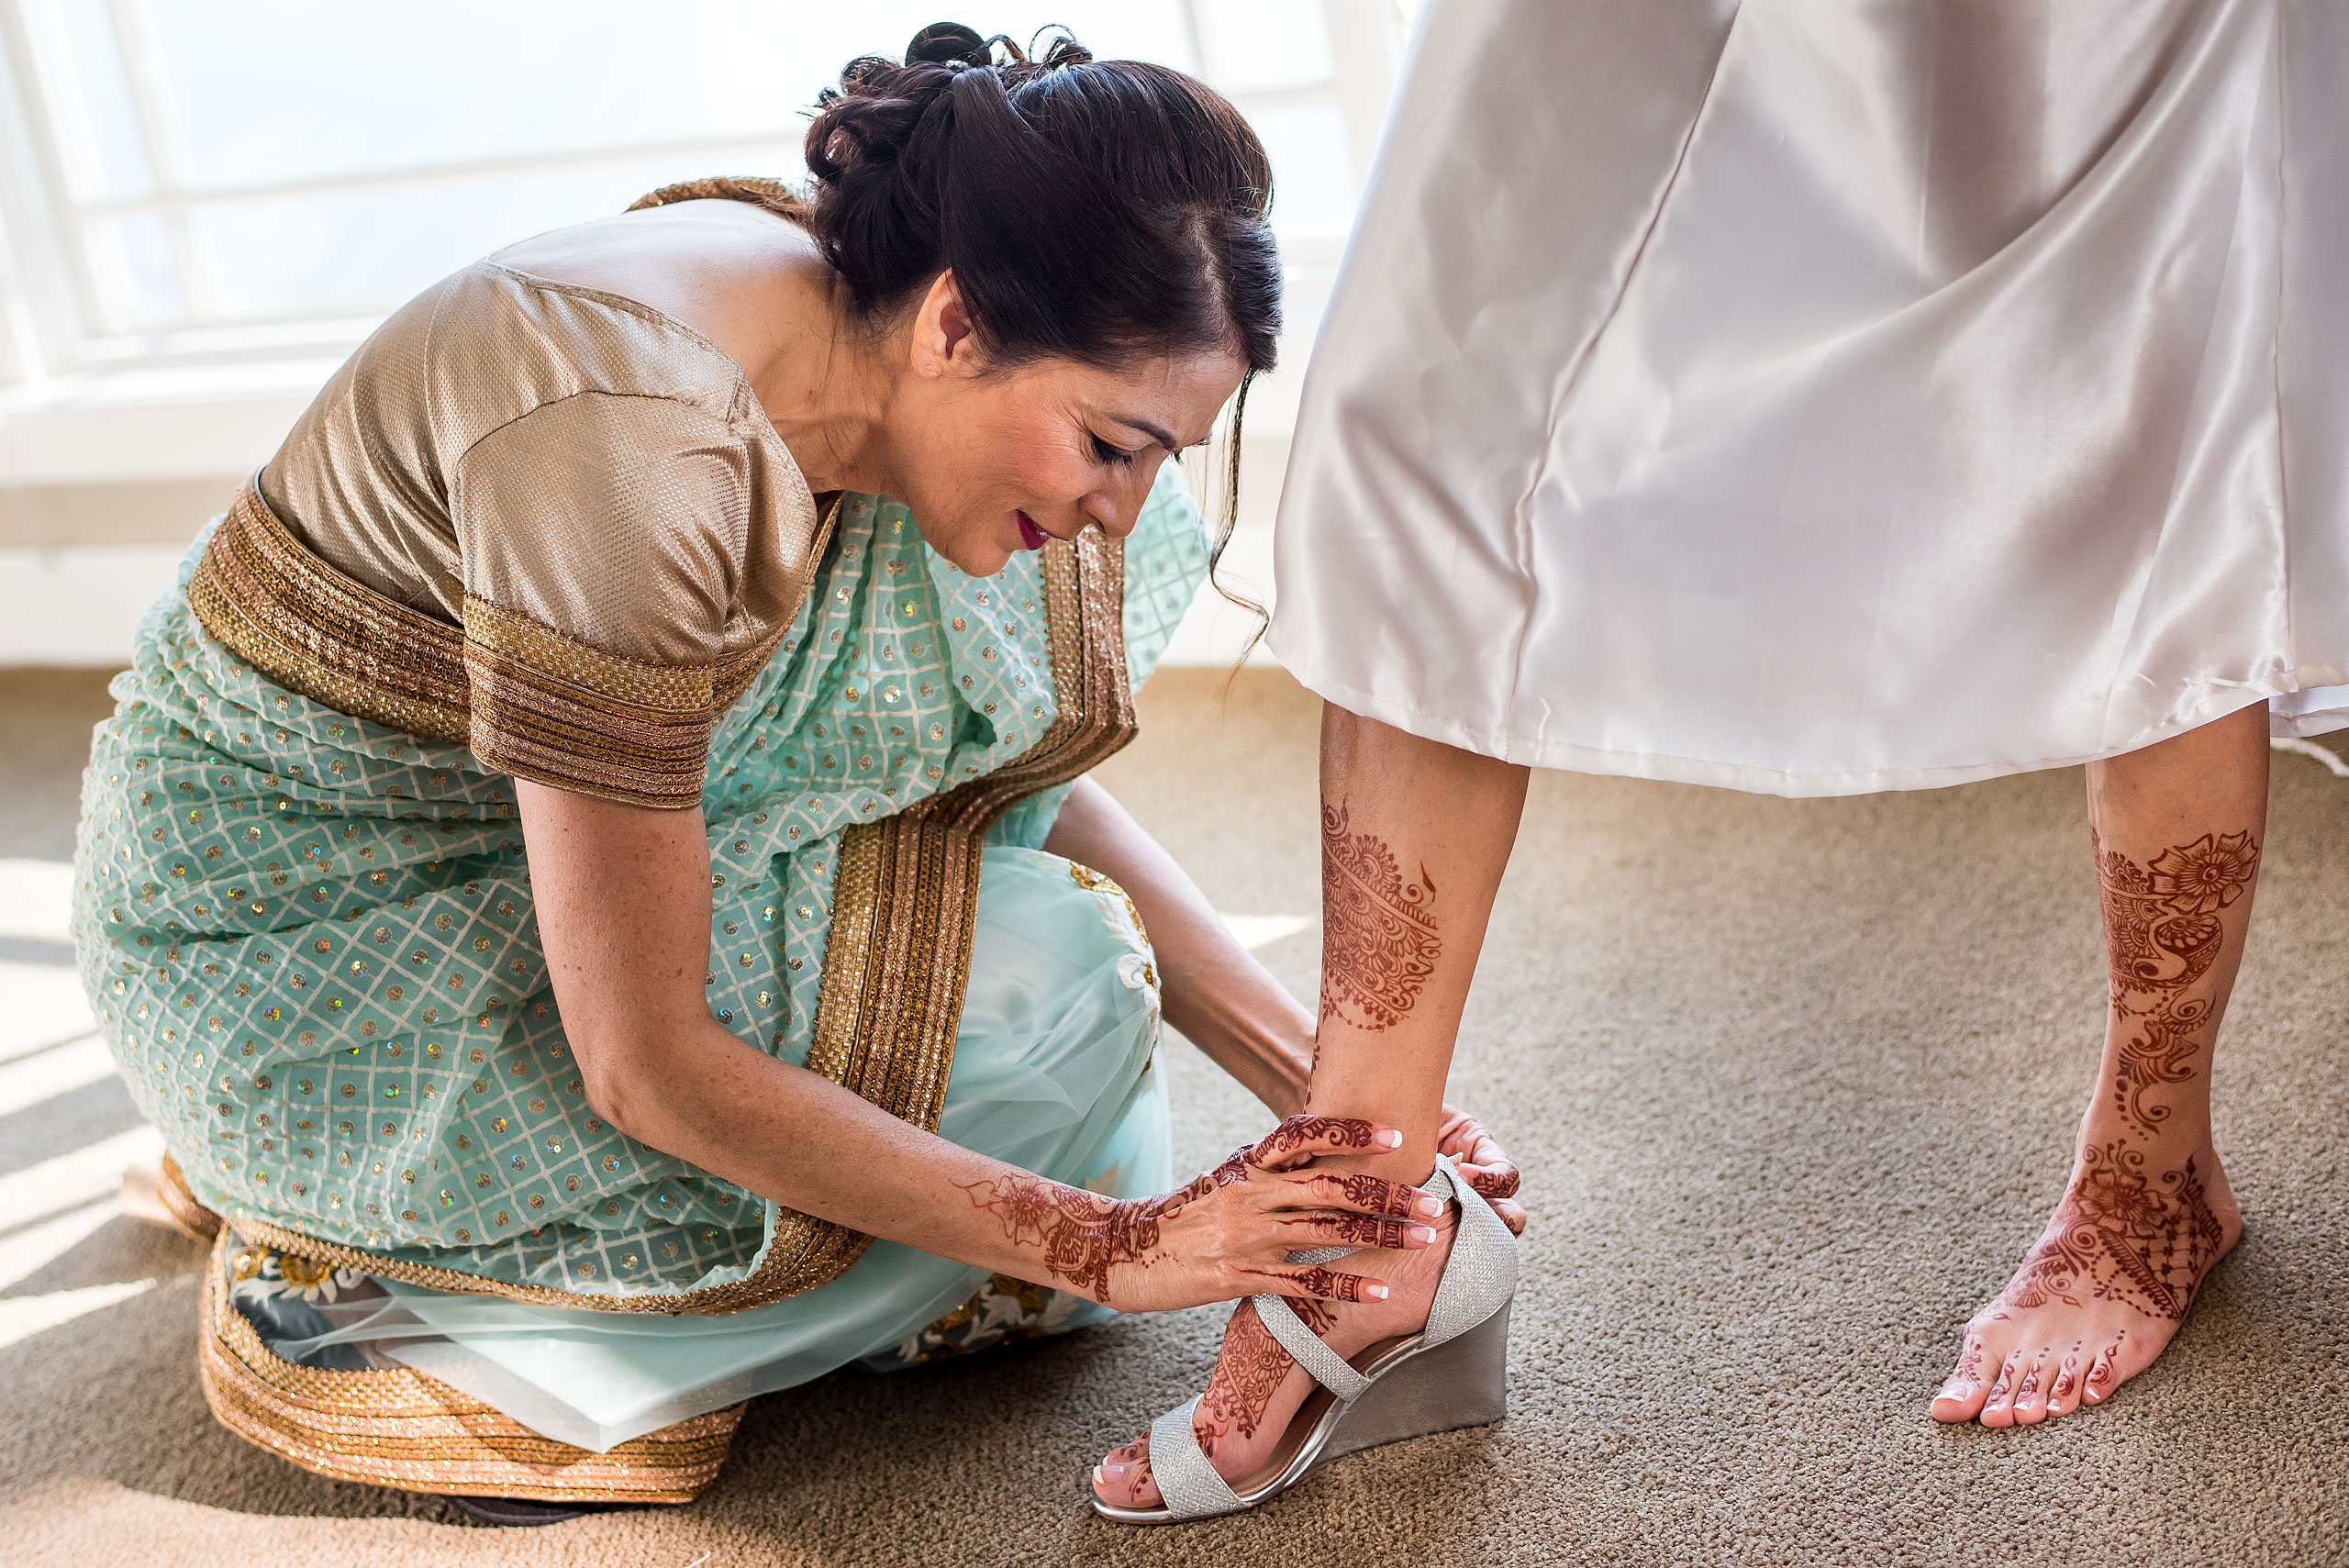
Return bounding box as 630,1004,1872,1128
1319,803,1441,1033
2096,828,2259,1139
955,1173,1168,1300
2001,1145,2226,1322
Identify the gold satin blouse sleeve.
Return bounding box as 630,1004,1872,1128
451,392,756,808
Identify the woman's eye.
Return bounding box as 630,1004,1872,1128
1088,433,1136,468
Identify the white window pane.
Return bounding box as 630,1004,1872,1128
18,0,154,200
81,212,184,329
1251,103,1353,231
181,150,794,322
129,1,1195,195
1195,0,1333,94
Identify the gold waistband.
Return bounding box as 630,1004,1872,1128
185,484,797,807
187,483,474,744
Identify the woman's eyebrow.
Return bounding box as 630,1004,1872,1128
1108,415,1185,452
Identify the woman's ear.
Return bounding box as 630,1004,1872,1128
908,270,984,379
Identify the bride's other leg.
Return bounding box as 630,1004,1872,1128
1094,705,1528,1506
1934,702,2266,1427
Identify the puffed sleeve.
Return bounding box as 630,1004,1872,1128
451,392,755,807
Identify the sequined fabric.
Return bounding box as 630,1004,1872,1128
74,472,1206,1302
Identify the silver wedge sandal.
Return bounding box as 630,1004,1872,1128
1091,1151,1520,1524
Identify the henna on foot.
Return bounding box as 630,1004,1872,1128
1091,1200,1461,1508
1933,829,2254,1427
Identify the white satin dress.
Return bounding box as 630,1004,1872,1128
1270,0,2349,795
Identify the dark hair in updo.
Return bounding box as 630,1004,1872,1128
806,24,1279,593
806,23,1280,376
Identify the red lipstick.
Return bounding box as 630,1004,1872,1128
1016,511,1047,550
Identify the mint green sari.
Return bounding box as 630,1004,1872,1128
75,466,1206,1446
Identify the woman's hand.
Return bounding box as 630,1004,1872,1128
952,1116,1443,1313
1438,1105,1527,1235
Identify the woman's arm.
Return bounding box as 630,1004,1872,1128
517,779,1436,1310
1043,776,1315,1116
1041,776,1527,1229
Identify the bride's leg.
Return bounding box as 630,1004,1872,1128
1095,705,1528,1505
1932,701,2266,1426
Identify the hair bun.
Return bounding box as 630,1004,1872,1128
906,22,990,68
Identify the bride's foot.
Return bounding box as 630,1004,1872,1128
1090,1202,1457,1507
1932,1131,2241,1427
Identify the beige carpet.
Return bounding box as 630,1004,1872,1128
3,666,2345,1567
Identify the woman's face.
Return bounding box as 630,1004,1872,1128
885,276,1249,577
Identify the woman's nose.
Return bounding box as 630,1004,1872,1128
1081,491,1140,539
1082,461,1163,539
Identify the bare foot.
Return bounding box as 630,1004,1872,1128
1932,1133,2241,1427
1091,1201,1456,1507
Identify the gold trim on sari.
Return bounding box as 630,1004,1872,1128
187,484,825,809
195,1230,741,1505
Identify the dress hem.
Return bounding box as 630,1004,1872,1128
1268,641,2349,798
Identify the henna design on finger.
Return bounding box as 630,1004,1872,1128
1251,1114,1381,1163
1321,1171,1417,1218
1286,1264,1368,1302
2096,829,2259,1139
1465,1163,1522,1201
955,1173,1168,1299
1316,1214,1410,1248
1319,803,1441,1034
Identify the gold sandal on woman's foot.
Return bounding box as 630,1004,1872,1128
1091,1152,1519,1525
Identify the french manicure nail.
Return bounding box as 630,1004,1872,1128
1407,1224,1437,1245
1364,1281,1388,1300
1413,1195,1442,1218
1375,1129,1402,1148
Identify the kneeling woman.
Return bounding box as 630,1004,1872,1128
72,28,1512,1515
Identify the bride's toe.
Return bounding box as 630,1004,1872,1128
1092,1434,1160,1507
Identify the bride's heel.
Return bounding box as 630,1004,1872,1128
1319,1297,1510,1464
1094,1151,1519,1524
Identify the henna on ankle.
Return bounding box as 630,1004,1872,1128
1319,802,1442,1034
2095,828,2258,1139
2004,1144,2226,1322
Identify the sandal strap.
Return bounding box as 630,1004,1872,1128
1249,1292,1372,1401
1423,1152,1520,1348
1147,1396,1246,1520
